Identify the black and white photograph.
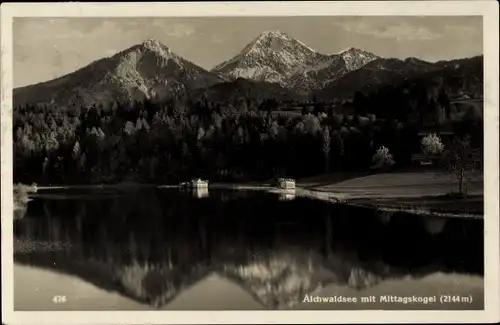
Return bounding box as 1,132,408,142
1,2,499,324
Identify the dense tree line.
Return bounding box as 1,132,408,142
13,83,483,185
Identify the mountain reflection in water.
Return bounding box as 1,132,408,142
14,187,483,310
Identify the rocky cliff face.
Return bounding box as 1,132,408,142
211,31,379,92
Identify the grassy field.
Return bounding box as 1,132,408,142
298,170,484,217
299,170,483,198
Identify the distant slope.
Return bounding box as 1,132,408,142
13,39,225,109
190,77,305,103
314,56,483,101
291,47,380,93
392,55,484,100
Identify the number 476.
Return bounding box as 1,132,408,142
53,295,67,303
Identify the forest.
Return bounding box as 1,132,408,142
13,80,484,185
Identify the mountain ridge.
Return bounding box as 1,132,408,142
13,35,483,109
313,54,483,101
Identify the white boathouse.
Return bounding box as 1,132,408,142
277,178,296,190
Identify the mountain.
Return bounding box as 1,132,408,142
291,47,379,92
399,55,484,99
13,34,482,109
314,57,447,101
13,39,225,109
211,31,331,86
313,55,483,120
211,31,379,92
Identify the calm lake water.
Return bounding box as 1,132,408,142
14,187,484,310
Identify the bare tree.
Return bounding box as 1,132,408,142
441,136,478,197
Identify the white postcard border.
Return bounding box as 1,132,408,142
1,1,499,324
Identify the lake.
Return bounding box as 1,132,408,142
13,187,484,310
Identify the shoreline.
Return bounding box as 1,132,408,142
292,188,483,219
14,179,483,219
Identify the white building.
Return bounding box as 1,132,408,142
277,178,296,190
190,178,209,188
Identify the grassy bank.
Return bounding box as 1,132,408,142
296,170,484,218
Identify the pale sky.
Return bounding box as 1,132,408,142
13,16,483,88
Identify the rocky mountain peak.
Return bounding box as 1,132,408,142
338,47,377,58
338,47,362,53
138,39,173,56
211,30,325,87
257,30,291,39
336,47,379,71
234,30,314,58
142,38,162,47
